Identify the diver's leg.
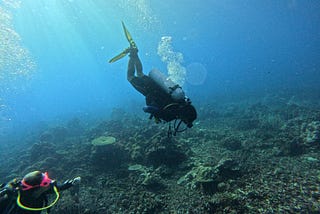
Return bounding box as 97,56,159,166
127,48,144,82
127,56,136,82
134,56,144,77
127,52,149,96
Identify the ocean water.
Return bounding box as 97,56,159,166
1,0,320,212
1,0,319,139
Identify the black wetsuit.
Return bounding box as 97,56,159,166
0,180,73,214
127,52,196,125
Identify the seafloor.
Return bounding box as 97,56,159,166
1,94,320,213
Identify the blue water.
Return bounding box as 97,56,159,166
1,0,320,139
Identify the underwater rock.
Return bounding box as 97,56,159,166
146,146,186,167
26,157,60,175
29,142,56,162
217,182,229,192
221,136,242,151
38,157,59,169
215,158,241,179
91,136,116,146
128,164,146,171
177,165,219,194
235,118,260,131
86,117,140,141
208,192,243,213
154,165,175,177
277,119,319,156
301,121,320,146
129,144,144,162
128,164,165,190
51,126,68,143
280,137,305,156
90,136,127,169
110,108,129,121
305,156,318,162
39,126,68,144
39,131,53,143
177,158,240,194
145,136,187,167
141,171,164,189
66,117,84,137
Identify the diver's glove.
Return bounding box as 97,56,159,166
0,179,19,197
71,177,81,185
0,187,8,197
63,177,81,186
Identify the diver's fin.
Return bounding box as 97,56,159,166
122,21,137,49
108,22,137,63
109,47,130,63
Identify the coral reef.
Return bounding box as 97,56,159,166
178,158,240,194
90,136,128,169
1,96,320,213
301,121,320,146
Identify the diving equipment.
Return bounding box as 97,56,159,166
21,172,52,191
143,105,160,114
121,21,137,49
109,21,137,63
17,185,60,211
149,69,185,102
109,47,130,63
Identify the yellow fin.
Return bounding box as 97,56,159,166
108,48,130,63
108,22,137,63
122,21,137,48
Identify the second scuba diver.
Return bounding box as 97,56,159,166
109,22,197,136
0,171,80,214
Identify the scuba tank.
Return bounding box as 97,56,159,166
148,69,185,102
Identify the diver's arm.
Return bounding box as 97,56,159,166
0,183,16,207
51,177,81,192
0,189,9,204
56,181,73,191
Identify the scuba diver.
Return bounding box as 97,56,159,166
109,22,197,136
0,171,81,214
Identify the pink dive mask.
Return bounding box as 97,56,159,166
21,172,53,191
